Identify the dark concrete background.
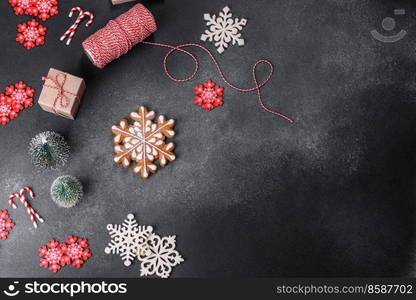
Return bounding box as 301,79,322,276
0,0,416,277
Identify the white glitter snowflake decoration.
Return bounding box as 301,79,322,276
137,234,184,278
105,214,153,266
105,213,184,277
200,6,247,54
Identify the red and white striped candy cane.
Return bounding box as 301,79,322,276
19,187,44,229
19,187,44,222
7,193,19,209
60,7,83,45
60,7,94,45
81,11,94,27
67,11,95,45
19,187,44,223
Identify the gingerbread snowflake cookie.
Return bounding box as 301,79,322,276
112,106,176,179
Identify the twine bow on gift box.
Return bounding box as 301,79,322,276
41,73,79,116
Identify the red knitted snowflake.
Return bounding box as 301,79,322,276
5,81,35,111
0,210,15,240
39,239,66,272
16,19,47,50
61,235,92,268
0,94,19,126
8,0,34,16
30,0,59,21
194,80,224,111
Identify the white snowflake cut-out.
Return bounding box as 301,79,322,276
105,213,153,267
200,6,247,54
137,234,184,278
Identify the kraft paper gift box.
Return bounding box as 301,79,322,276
38,68,86,120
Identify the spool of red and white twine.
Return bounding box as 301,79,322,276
7,187,44,229
82,4,293,122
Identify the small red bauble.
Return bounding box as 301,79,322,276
16,19,47,50
0,210,15,240
194,80,224,111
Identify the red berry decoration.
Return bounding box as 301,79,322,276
16,19,47,50
0,210,15,240
39,239,66,273
30,0,59,21
6,81,35,111
8,0,34,16
61,235,92,268
0,94,19,126
194,80,224,111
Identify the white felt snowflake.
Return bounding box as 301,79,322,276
137,234,184,278
200,6,247,54
105,213,153,267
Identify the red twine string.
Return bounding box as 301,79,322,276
82,3,293,122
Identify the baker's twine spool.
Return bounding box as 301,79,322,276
82,4,293,122
82,4,156,69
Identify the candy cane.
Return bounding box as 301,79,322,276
19,186,35,199
67,11,95,45
81,11,94,27
60,7,84,45
61,7,83,39
19,187,44,228
7,193,19,209
19,187,44,222
60,7,94,45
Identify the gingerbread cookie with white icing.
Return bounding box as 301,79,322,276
112,106,176,179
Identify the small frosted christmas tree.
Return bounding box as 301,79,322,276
51,175,83,208
28,131,70,170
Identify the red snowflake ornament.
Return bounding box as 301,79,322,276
30,0,59,21
39,236,91,273
8,0,34,16
194,80,224,111
60,235,92,268
6,81,35,111
39,239,67,272
0,94,19,126
16,19,47,50
0,210,15,240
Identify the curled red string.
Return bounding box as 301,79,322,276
41,73,79,115
82,3,293,122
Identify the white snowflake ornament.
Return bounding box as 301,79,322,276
137,234,184,278
105,214,153,267
200,6,247,54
